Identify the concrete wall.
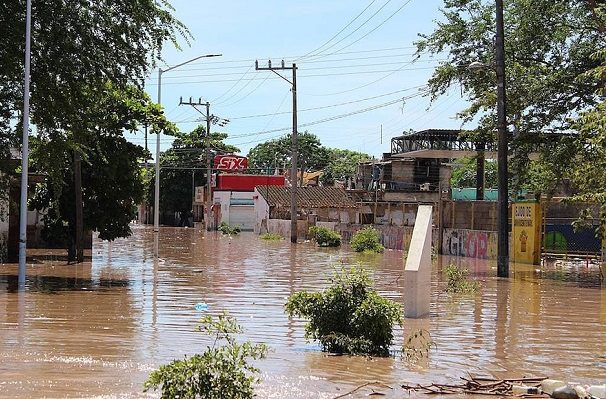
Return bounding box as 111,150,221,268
267,219,308,240
253,188,270,234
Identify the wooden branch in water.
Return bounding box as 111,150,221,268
332,381,391,399
401,376,548,396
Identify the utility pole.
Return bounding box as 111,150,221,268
495,0,509,277
255,60,298,243
179,97,229,231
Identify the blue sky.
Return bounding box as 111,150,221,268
133,0,468,160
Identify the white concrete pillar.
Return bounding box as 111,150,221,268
404,205,432,318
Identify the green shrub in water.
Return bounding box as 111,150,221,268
350,227,384,253
445,263,480,294
144,312,267,399
218,222,241,235
309,226,341,247
260,232,283,240
285,267,402,356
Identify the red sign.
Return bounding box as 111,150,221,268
217,174,285,191
214,155,248,172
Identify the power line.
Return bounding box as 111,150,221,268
295,0,379,61
147,58,442,80
145,66,437,86
215,74,271,107
310,0,415,60
211,65,253,103
164,46,419,70
302,0,394,61
228,91,423,140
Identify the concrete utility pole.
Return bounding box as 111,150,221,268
255,60,298,243
179,98,229,231
495,0,509,277
18,0,32,288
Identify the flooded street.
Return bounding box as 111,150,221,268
0,226,605,398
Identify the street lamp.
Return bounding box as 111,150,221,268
153,53,222,238
17,0,32,288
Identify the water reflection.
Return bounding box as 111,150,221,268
0,226,603,398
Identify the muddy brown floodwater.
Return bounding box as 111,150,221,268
0,226,604,398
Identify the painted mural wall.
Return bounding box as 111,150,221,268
442,228,498,259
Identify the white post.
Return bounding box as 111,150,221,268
18,0,32,288
404,205,433,318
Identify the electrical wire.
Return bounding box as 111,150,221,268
211,65,253,103
295,0,379,61
308,0,415,61
227,91,425,140
301,0,394,61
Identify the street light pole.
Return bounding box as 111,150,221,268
495,0,509,277
18,0,32,288
153,54,222,240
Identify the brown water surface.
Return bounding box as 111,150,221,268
0,226,604,398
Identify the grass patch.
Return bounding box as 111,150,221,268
445,263,480,294
260,233,283,240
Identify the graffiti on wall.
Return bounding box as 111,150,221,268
442,229,497,259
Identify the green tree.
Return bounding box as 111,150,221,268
146,125,239,218
416,0,605,192
320,148,370,186
247,132,330,175
30,85,173,246
0,1,187,259
450,157,497,188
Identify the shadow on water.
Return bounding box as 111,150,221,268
0,274,131,294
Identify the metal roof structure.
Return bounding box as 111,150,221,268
256,186,357,209
390,129,570,159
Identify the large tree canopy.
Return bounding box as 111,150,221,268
247,133,370,186
417,0,604,138
0,0,187,257
247,132,330,175
417,0,606,231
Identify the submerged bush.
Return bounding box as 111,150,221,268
309,226,341,247
218,222,241,235
445,264,480,294
144,313,267,399
260,232,283,240
285,267,402,356
350,227,384,253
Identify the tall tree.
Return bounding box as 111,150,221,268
30,85,176,251
0,0,188,260
417,0,606,228
320,149,370,186
247,132,330,175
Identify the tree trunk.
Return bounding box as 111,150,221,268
74,151,84,263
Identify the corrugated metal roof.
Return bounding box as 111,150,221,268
256,186,357,209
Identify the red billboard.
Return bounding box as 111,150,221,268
214,155,248,172
217,174,285,191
